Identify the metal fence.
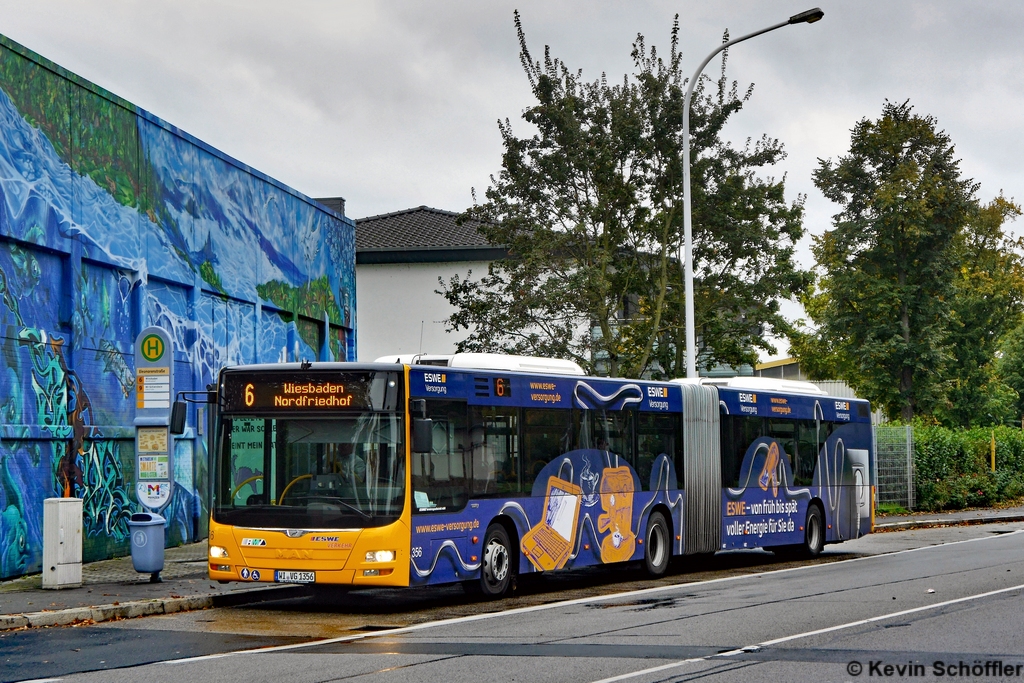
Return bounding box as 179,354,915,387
875,424,915,509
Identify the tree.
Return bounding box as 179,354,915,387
439,13,808,378
997,317,1024,424
938,196,1024,426
791,101,979,422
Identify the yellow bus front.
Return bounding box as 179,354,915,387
207,365,411,587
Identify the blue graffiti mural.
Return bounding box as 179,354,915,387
0,34,355,579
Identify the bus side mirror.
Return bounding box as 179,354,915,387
170,401,187,435
412,418,433,453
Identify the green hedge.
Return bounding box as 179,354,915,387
913,424,1024,511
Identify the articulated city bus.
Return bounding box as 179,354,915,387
205,354,874,597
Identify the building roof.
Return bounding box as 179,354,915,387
353,206,506,264
355,206,489,249
754,357,798,371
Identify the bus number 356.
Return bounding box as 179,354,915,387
411,547,423,559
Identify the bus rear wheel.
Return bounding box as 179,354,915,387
778,505,827,557
477,523,515,598
776,504,825,559
803,504,825,557
644,511,670,578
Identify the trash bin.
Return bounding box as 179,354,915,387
128,512,165,582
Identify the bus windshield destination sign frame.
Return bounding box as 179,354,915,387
221,372,376,413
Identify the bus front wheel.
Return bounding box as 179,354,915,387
643,511,670,578
478,523,515,598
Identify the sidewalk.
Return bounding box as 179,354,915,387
0,540,304,630
874,504,1024,529
3,506,1023,631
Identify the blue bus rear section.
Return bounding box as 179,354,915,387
718,387,873,550
408,367,873,586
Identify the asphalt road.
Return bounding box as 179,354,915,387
7,523,1024,683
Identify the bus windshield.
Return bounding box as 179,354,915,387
214,412,405,529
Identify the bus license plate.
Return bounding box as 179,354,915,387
275,570,315,584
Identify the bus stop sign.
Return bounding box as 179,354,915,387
134,326,174,511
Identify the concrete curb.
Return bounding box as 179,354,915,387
874,514,1024,530
0,585,307,631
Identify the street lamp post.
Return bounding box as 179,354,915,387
680,8,824,378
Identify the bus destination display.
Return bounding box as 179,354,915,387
221,372,375,412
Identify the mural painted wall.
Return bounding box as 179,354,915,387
0,35,356,579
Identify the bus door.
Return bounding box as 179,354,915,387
847,448,871,538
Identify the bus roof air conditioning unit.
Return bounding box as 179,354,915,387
671,376,827,396
376,352,584,375
447,353,585,375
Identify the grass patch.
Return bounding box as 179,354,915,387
875,503,910,516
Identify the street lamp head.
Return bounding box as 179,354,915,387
788,8,824,24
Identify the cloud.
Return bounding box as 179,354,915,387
0,0,1021,359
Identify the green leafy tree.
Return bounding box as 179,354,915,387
791,101,978,421
998,321,1024,424
938,196,1024,426
439,14,807,377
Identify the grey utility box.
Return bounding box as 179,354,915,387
128,512,166,581
42,498,83,589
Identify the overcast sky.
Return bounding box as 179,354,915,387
1,1,1021,360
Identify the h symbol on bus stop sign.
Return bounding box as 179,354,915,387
142,335,164,362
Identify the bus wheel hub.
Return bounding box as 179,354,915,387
484,540,508,583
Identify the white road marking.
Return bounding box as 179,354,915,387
589,581,1024,683
165,528,1024,665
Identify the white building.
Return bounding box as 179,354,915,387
352,206,505,361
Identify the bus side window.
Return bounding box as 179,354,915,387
766,419,797,482
413,400,470,512
795,419,819,486
469,407,519,496
522,408,572,493
637,413,681,491
579,409,634,466
720,415,763,488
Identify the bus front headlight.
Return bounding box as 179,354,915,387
365,550,395,563
210,545,230,559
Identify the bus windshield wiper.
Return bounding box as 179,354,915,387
333,498,373,520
